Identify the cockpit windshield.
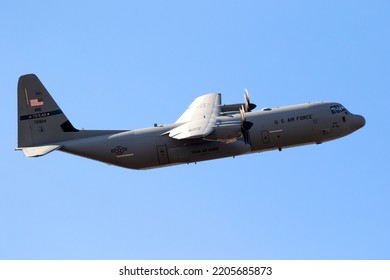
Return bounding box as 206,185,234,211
330,104,350,115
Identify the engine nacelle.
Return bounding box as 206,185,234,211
220,102,256,114
203,122,243,143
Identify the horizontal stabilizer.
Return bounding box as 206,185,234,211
16,145,62,157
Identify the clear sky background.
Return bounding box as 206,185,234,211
1,1,389,259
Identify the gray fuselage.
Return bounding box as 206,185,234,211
61,102,365,169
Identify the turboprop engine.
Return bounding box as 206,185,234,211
204,89,255,144
220,88,257,114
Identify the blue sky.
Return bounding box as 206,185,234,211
1,0,389,259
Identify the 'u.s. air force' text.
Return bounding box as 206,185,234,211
274,114,313,124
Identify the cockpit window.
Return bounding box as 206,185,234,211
330,105,350,115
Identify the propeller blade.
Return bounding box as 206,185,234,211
244,88,250,112
242,121,253,131
243,130,251,145
244,88,256,112
240,105,253,130
240,105,246,122
240,104,253,145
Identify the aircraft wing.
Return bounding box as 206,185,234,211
167,93,221,140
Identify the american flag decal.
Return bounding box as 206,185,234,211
30,98,44,107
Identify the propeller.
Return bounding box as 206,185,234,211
239,105,253,145
244,88,257,112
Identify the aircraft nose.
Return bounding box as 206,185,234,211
350,114,366,131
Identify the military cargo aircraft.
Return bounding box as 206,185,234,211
16,74,365,169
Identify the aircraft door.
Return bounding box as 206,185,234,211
156,145,170,165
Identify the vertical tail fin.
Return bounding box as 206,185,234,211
17,74,79,149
